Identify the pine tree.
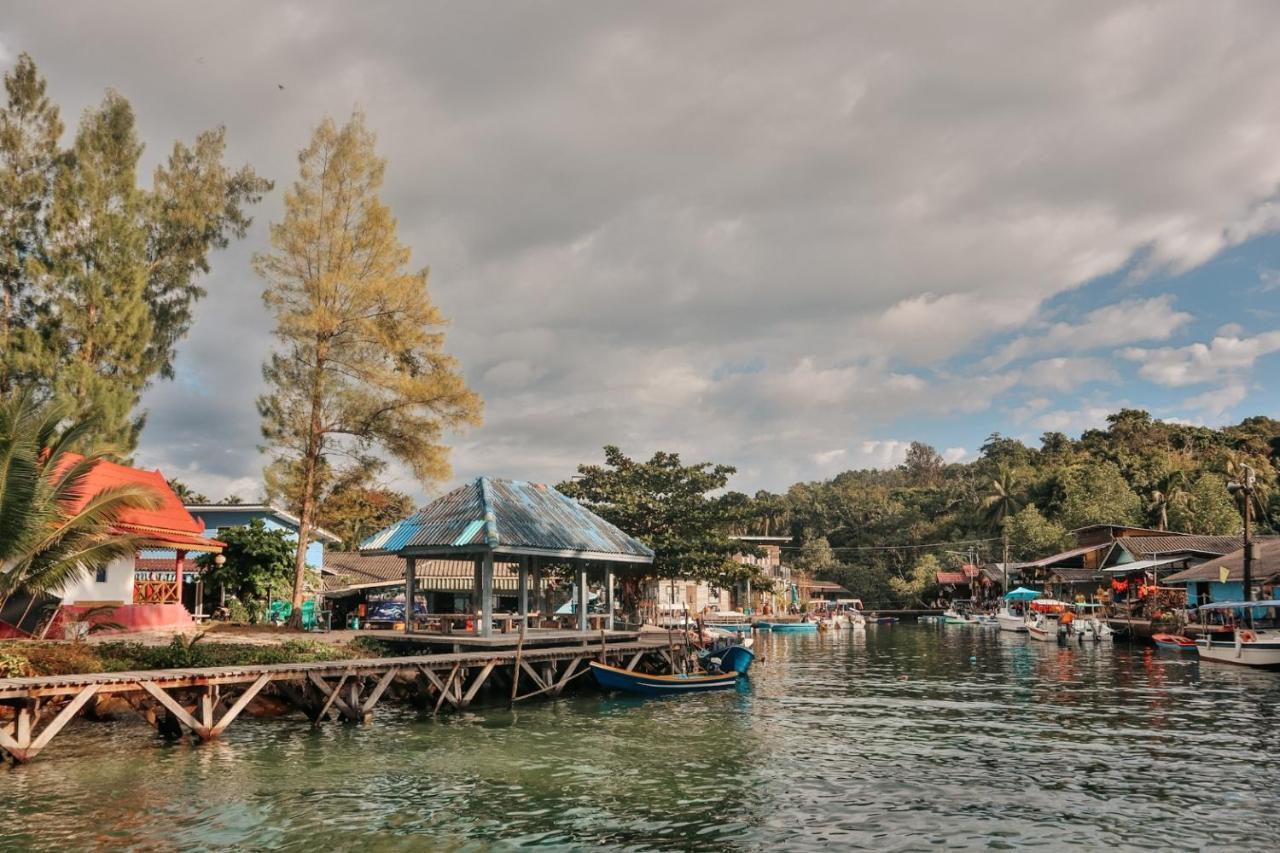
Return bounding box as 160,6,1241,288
34,92,153,448
0,53,62,393
255,113,482,619
1,53,269,449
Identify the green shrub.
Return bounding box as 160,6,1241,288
0,649,31,677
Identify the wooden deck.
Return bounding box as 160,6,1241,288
0,634,680,765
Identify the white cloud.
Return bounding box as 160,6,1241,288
858,440,910,469
811,448,847,466
1123,330,1280,386
2,3,1279,495
942,447,968,463
1031,402,1125,434
986,295,1194,368
1020,356,1119,392
1182,382,1249,419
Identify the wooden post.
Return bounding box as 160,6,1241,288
605,566,615,631
480,551,495,638
174,549,187,606
405,557,417,634
510,621,526,707
577,562,589,632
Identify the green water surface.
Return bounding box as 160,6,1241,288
2,625,1278,851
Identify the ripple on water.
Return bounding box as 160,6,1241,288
3,626,1280,851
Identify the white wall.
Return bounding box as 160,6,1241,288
58,555,134,606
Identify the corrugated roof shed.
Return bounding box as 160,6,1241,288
1163,540,1280,584
1115,534,1246,559
361,477,654,563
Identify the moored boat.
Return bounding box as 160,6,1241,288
1193,600,1280,668
758,620,819,633
589,661,742,695
1026,599,1068,642
1152,633,1197,651
998,587,1040,633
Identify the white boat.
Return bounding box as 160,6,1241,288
1194,600,1280,667
997,609,1028,633
1026,612,1060,642
1066,603,1114,643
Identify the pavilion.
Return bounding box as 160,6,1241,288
360,477,654,639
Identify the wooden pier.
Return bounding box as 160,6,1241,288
0,635,677,765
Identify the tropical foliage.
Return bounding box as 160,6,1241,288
733,410,1275,606
558,445,762,587
0,391,159,607
194,519,295,607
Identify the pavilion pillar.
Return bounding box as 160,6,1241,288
480,551,495,638
473,558,482,630
174,549,187,606
404,557,417,635
531,558,543,623
518,556,529,623
577,562,589,632
605,565,615,631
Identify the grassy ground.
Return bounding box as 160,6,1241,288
0,631,392,678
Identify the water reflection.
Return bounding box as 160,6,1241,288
2,626,1279,850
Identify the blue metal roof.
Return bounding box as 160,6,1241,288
361,477,655,563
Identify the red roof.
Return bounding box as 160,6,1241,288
962,564,980,578
937,571,967,585
54,454,223,552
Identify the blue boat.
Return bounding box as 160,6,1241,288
589,661,741,695
757,621,818,633
700,643,755,674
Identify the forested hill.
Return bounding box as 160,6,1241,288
741,410,1278,606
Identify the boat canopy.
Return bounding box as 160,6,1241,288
1003,587,1041,601
1196,599,1280,611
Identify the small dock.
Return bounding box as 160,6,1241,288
0,634,677,765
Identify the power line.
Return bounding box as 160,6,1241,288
771,536,1000,554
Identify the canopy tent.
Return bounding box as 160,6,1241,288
1003,587,1042,601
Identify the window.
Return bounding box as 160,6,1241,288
95,566,108,583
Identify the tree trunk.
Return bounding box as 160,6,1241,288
288,371,325,629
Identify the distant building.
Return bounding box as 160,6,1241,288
182,504,342,569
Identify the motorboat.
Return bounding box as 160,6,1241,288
1025,599,1068,642
1193,600,1280,668
998,587,1040,633
699,640,756,675
1066,603,1114,643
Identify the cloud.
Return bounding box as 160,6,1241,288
942,447,968,463
1183,381,1248,419
2,3,1280,495
1019,356,1119,392
1122,330,1280,386
985,295,1194,368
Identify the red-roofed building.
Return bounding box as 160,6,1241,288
38,456,224,635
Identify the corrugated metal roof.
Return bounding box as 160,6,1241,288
361,477,655,562
322,552,519,593
1114,535,1246,559
1164,540,1280,583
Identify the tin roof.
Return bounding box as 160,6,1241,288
1163,540,1280,584
1113,534,1245,559
55,454,224,552
321,552,520,594
361,477,654,563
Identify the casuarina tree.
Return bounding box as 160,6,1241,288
255,113,482,624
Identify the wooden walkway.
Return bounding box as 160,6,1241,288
0,636,677,765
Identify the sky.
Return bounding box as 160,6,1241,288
3,1,1280,502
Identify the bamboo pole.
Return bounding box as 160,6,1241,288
509,622,526,707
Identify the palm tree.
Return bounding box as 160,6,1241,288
981,465,1023,590
1148,470,1189,531
0,390,160,612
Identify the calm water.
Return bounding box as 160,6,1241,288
3,625,1280,851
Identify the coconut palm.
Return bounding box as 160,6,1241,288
1148,470,1189,531
981,465,1024,586
0,390,160,609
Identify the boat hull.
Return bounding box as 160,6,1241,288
590,661,740,695
1152,633,1197,652
1196,629,1280,667
758,622,818,633
996,613,1027,633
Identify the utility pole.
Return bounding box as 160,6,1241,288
1228,464,1257,605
